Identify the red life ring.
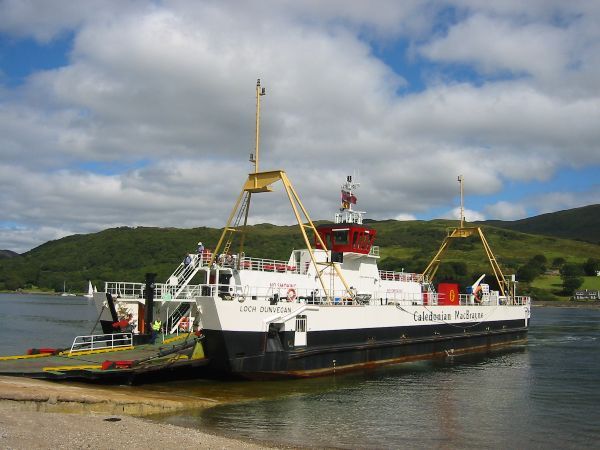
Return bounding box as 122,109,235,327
179,317,190,330
287,288,297,302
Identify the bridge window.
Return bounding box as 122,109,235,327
333,229,349,245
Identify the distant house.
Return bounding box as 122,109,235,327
573,290,600,301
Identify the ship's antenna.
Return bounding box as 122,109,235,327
252,78,266,173
458,175,465,228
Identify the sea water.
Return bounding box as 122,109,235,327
0,293,98,354
145,305,600,449
1,294,599,448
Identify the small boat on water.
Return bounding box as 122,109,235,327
91,80,530,379
83,280,95,299
60,281,76,297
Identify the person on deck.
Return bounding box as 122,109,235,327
151,319,162,343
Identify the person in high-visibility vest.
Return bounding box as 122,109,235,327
151,319,162,343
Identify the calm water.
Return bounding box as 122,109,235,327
0,293,98,354
1,294,599,448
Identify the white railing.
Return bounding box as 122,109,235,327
378,270,421,282
369,246,380,257
105,281,201,301
455,294,531,306
512,296,531,305
105,279,531,308
169,251,212,282
105,281,145,298
237,256,299,274
168,251,214,299
68,333,133,355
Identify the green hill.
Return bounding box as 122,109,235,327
1,220,598,300
481,204,600,244
0,250,19,259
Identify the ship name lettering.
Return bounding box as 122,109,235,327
259,306,292,314
240,305,294,314
454,310,485,320
413,311,452,322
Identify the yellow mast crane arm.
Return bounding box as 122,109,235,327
208,79,353,301
421,176,509,298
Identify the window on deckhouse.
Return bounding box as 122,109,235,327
333,229,349,245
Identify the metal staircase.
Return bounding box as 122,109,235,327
166,252,208,299
167,302,192,334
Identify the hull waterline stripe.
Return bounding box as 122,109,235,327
258,338,528,378
288,326,529,359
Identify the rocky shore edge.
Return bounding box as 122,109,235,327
532,300,600,308
0,376,273,449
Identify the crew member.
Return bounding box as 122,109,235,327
151,319,162,343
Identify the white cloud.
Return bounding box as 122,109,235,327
525,187,600,215
443,207,486,223
419,14,571,80
0,1,599,252
393,213,417,221
484,201,527,220
0,225,71,254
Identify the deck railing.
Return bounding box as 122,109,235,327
68,333,133,355
378,270,421,282
104,279,531,307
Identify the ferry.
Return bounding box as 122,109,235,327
92,80,530,379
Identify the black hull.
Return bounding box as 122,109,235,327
202,320,528,379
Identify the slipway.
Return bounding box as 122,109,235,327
0,332,209,384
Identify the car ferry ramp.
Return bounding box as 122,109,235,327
0,332,208,384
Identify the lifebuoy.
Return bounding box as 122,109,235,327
179,317,190,331
474,286,483,303
287,288,297,302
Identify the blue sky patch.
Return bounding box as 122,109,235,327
0,32,73,87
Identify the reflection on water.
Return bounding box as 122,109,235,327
157,307,600,449
1,294,599,448
159,351,533,449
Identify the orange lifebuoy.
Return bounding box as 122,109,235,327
179,317,190,330
287,288,297,302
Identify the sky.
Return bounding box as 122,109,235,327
0,0,599,253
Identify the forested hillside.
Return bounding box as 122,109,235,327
1,219,598,298
482,204,600,244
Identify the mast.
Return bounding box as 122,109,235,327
240,79,266,254
458,175,465,228
337,175,363,225
252,78,266,174
209,79,353,302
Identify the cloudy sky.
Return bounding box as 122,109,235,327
1,0,599,253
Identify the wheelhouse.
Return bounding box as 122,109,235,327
315,224,376,255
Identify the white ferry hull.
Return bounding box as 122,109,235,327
197,297,530,378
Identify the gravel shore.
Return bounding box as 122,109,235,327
0,376,273,449
0,405,270,449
